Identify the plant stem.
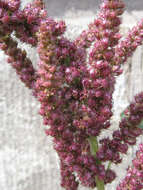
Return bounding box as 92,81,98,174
88,136,98,157
107,161,112,170
95,176,105,190
88,136,105,190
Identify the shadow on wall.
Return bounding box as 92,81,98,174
44,0,143,17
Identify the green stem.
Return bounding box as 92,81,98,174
88,136,105,190
107,161,112,170
95,176,105,190
88,136,98,157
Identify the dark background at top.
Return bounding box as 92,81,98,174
44,0,143,17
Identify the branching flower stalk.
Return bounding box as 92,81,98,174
117,143,143,190
1,0,143,190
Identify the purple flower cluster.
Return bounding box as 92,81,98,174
114,19,143,66
0,0,47,89
96,92,143,164
36,19,99,189
0,0,47,45
1,0,143,190
117,143,143,190
75,0,124,49
0,32,36,89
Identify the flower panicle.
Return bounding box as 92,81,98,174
1,0,143,190
96,92,143,164
74,0,125,49
117,143,143,190
114,18,143,65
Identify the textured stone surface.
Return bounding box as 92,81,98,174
0,0,143,190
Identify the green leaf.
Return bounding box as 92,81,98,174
120,111,125,119
139,120,143,129
64,57,70,66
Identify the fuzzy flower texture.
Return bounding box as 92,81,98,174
117,143,143,190
0,0,143,190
